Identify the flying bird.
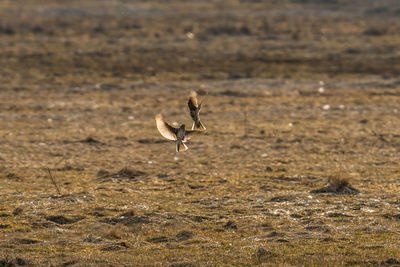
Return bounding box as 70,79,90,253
155,114,196,152
188,90,206,131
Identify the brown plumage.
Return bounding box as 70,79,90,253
155,114,197,152
188,91,206,131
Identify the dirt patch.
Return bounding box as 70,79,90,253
0,257,30,266
14,238,41,245
45,215,84,225
97,168,146,181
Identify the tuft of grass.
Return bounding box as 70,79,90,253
311,174,359,194
328,174,350,190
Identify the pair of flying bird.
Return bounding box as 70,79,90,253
155,91,206,152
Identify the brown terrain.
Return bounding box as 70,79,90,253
1,0,400,266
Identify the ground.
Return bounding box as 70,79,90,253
1,0,400,266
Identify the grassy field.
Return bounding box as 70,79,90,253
1,0,400,266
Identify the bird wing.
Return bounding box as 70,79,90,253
155,114,177,141
188,90,198,110
184,129,201,141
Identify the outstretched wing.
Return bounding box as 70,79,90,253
183,129,202,141
188,90,198,110
155,114,177,141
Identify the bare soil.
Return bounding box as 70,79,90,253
1,0,400,266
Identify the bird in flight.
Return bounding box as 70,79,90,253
155,114,197,152
188,90,206,131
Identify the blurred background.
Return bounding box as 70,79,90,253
1,0,399,86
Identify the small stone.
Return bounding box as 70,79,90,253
322,104,330,110
186,32,195,39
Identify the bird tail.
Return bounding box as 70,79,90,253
176,141,188,152
193,120,206,131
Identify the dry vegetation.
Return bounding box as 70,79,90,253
1,0,400,266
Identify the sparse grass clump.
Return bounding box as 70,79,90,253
311,174,359,194
329,174,349,188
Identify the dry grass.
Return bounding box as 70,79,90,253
311,173,359,194
1,0,400,266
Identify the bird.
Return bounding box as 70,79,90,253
188,90,206,131
155,114,197,152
